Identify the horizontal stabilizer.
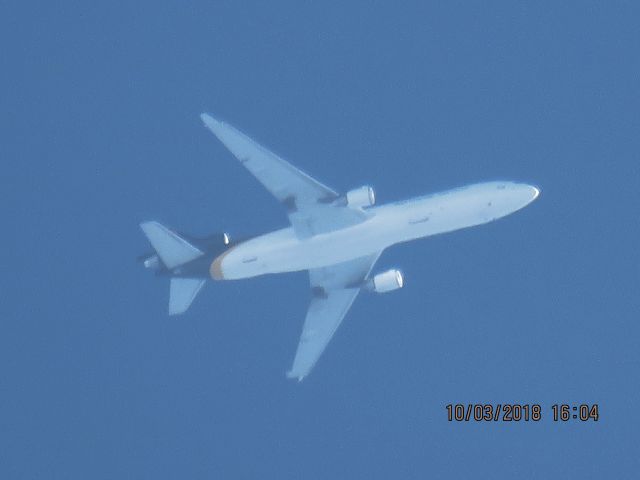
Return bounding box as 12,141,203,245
169,278,206,315
140,221,203,270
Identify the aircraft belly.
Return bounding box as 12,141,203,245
213,183,539,280
218,222,387,279
389,184,538,242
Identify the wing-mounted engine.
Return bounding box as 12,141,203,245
345,186,375,209
366,269,404,293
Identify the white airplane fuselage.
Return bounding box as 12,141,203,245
211,181,539,280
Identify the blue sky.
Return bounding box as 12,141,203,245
2,1,639,478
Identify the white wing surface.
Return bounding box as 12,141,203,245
287,252,382,380
200,114,367,237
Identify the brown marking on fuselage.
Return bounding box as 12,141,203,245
210,247,235,280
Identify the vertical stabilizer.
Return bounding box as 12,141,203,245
140,221,203,269
169,278,206,315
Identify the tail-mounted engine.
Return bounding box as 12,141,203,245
367,269,404,293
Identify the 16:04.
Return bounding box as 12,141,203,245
552,404,599,421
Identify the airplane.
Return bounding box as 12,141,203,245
139,114,540,381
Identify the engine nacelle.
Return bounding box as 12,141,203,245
346,185,375,208
369,269,404,293
142,254,161,271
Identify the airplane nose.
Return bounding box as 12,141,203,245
529,185,541,201
512,183,540,209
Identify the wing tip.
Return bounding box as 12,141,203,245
286,370,305,382
139,220,158,232
200,112,220,128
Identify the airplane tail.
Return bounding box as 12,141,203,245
140,221,204,269
168,277,206,315
140,221,206,315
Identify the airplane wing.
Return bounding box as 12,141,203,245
287,252,382,380
200,114,367,237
